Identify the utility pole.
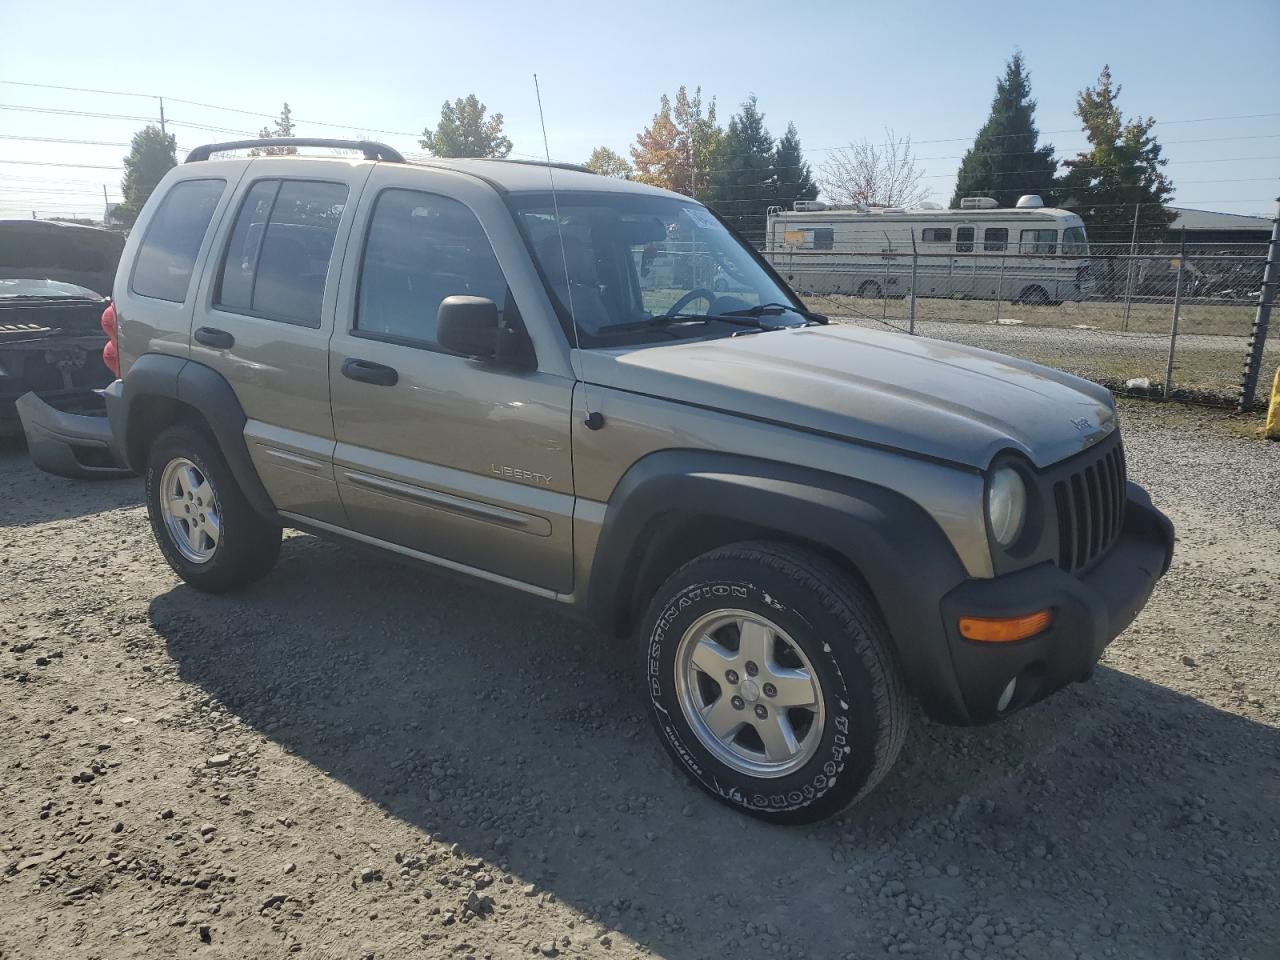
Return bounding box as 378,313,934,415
158,96,167,136
103,184,109,224
1121,202,1140,332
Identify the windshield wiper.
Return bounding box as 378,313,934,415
720,302,828,324
604,312,782,334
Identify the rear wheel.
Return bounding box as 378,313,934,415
640,541,908,823
1017,284,1049,305
857,280,883,299
146,423,281,593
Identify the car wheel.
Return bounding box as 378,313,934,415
640,541,908,823
146,423,281,593
857,280,883,299
1018,285,1049,305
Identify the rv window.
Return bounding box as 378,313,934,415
983,228,1008,251
956,227,974,253
812,228,834,251
1062,225,1088,256
1019,229,1057,254
921,228,951,243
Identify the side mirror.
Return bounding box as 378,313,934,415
437,296,500,360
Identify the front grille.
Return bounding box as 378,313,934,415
1053,442,1126,572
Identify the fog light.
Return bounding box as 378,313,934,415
997,679,1016,712
958,609,1053,643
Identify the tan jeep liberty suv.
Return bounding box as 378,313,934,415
28,137,1173,822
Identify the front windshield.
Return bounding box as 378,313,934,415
510,191,802,347
1062,225,1089,256
0,277,102,300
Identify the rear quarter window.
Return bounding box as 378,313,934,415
130,179,226,302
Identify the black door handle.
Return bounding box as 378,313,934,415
341,357,398,386
194,326,235,348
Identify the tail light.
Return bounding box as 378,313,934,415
100,301,119,378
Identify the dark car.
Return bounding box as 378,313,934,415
1,220,130,475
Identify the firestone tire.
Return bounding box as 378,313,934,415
640,541,909,824
145,423,282,593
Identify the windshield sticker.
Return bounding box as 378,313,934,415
682,206,720,230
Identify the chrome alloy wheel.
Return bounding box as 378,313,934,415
159,457,221,564
673,609,825,778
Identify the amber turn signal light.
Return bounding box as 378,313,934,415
958,609,1053,643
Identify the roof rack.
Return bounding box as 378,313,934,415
483,157,594,175
185,138,405,163
413,156,594,175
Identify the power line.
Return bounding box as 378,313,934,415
0,81,421,138
3,79,1277,159
0,158,124,169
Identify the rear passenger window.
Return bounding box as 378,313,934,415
216,179,348,327
131,179,225,302
921,228,951,243
355,189,508,348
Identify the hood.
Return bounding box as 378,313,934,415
580,324,1117,470
0,221,125,297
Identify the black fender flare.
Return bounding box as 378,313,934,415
586,450,974,723
111,354,278,521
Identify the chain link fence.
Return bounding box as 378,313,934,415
768,234,1278,409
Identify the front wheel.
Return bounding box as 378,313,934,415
640,542,908,823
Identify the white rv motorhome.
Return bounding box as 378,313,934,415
764,195,1092,305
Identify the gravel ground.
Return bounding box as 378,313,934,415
1,401,1277,960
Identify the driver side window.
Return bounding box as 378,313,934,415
355,189,508,348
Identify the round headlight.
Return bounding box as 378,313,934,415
987,466,1027,547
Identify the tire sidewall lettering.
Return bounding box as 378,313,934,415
645,576,856,815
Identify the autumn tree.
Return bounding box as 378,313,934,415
421,95,512,158
585,146,632,178
630,86,721,197
252,102,297,156
950,53,1057,207
1059,66,1175,242
116,125,177,226
818,129,930,208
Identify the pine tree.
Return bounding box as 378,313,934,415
116,125,177,226
705,96,775,241
1059,66,1176,243
421,95,512,158
950,53,1057,208
252,102,297,156
772,122,817,212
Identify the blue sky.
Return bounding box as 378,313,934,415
2,0,1276,220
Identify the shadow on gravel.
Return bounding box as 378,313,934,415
151,534,1280,958
0,437,141,526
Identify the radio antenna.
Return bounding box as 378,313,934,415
534,73,603,430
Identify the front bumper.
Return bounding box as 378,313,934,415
15,388,132,479
935,482,1173,724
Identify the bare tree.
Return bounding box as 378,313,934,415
817,129,930,207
